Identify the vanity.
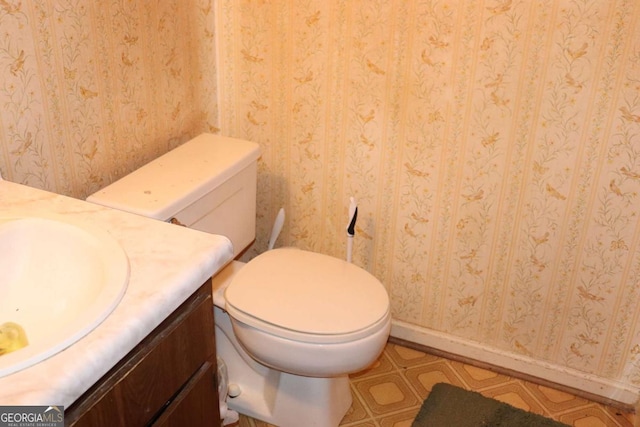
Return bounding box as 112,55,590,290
0,180,233,426
65,282,218,426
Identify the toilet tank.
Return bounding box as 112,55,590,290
87,134,261,258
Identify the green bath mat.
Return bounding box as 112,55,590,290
412,383,570,427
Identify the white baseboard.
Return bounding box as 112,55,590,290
391,319,640,408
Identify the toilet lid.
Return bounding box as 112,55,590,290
225,248,390,342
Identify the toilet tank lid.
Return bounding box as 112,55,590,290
86,134,261,220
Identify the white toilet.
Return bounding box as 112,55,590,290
87,133,391,427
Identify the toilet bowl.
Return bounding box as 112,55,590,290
224,247,390,377
86,133,391,426
213,256,390,426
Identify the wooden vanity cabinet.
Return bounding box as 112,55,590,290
65,280,221,427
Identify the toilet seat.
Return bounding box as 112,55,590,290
225,248,390,344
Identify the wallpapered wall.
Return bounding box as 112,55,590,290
215,0,640,399
0,1,217,198
2,0,640,402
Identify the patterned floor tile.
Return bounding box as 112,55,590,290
341,422,377,427
557,405,635,427
452,360,508,389
341,388,369,424
353,373,420,416
384,343,439,368
403,360,466,399
376,409,419,427
229,341,636,427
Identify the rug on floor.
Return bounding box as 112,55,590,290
412,382,570,427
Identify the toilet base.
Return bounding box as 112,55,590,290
215,306,352,427
228,373,352,427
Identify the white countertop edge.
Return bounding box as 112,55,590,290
0,181,234,407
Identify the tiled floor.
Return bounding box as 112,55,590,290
231,341,637,427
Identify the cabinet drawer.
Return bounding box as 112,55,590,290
66,282,216,427
151,361,217,427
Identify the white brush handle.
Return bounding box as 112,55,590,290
268,208,285,250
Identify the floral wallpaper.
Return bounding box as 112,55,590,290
2,0,640,405
0,0,217,197
216,0,640,402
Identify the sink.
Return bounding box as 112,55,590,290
0,216,129,377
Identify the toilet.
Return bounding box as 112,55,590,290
86,133,391,427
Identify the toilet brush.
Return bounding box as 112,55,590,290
347,197,358,263
268,207,285,250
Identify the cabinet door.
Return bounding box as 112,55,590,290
151,361,218,427
65,282,220,426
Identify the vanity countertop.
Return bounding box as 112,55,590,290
0,180,234,407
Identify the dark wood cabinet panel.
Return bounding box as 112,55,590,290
151,361,217,427
65,280,220,427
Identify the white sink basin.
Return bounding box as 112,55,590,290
0,216,129,377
